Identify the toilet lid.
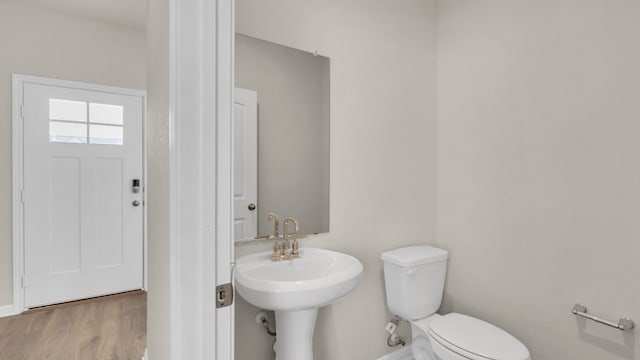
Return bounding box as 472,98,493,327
427,313,530,360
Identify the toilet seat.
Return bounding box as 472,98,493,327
426,313,530,360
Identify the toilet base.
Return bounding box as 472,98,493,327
376,346,413,360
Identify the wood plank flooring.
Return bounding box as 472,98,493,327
0,291,146,360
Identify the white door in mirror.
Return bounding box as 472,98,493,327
233,88,258,240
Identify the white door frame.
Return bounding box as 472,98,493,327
11,74,148,315
168,0,234,358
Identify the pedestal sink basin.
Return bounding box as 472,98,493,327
235,247,363,360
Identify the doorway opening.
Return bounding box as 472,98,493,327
12,74,147,312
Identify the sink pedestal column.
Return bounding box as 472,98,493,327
275,308,318,360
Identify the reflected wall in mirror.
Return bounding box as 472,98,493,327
234,34,330,241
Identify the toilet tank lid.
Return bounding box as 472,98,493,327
381,245,448,267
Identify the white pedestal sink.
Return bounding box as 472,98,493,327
235,248,363,360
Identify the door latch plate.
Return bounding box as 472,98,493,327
216,283,234,308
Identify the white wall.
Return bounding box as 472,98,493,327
234,0,438,359
437,1,640,359
0,1,146,307
235,34,330,236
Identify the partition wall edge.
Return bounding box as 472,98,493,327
168,0,234,359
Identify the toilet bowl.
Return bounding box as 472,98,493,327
381,246,530,360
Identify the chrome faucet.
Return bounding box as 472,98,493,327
283,218,300,259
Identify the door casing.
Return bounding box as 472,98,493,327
166,0,235,358
11,74,148,314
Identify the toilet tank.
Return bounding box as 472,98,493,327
381,245,448,321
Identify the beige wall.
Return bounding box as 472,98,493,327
145,0,171,358
235,34,330,236
234,0,438,359
437,1,640,359
0,1,146,307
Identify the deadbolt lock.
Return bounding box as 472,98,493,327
248,203,257,211
132,179,141,193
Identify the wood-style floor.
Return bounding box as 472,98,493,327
0,291,146,360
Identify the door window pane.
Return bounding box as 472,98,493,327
90,103,124,125
48,99,125,146
49,121,88,143
49,99,87,122
89,124,123,145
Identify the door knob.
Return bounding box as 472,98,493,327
248,203,256,211
132,200,141,207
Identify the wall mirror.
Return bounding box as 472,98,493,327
234,34,330,242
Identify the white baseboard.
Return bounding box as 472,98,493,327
377,347,413,360
0,304,18,318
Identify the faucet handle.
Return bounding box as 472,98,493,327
272,241,281,261
291,234,300,258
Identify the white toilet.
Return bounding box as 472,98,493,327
381,245,531,360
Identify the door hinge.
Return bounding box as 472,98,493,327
20,190,24,204
216,283,234,308
21,275,26,288
20,104,24,119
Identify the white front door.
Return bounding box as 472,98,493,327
233,88,258,241
21,80,145,308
